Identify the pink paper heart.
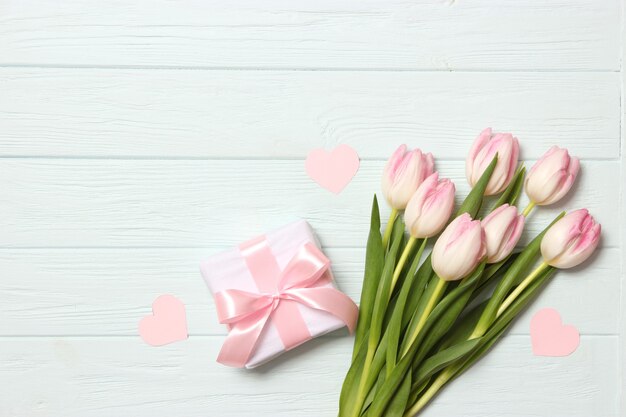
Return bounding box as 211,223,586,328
305,144,360,194
139,295,188,346
530,308,580,357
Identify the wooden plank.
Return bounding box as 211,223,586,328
0,247,618,336
619,13,626,413
0,69,620,159
0,160,619,248
0,0,619,70
0,336,618,417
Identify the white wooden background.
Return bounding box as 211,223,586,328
0,1,624,416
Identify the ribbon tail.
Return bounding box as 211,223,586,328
286,287,359,334
217,305,273,368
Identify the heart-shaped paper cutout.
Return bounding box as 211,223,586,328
305,144,360,194
530,308,579,357
139,294,188,346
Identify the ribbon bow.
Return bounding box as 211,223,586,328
214,242,358,367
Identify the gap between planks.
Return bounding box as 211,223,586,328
0,334,618,340
0,156,621,161
0,64,621,73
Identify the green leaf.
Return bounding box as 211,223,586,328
410,258,512,382
391,239,420,301
368,217,405,351
385,369,411,417
362,366,386,412
433,299,487,353
413,263,486,364
456,154,498,218
435,254,518,351
493,165,526,209
398,272,440,355
452,267,556,382
339,332,368,415
473,213,564,336
477,253,519,290
412,338,482,386
450,325,506,381
353,195,385,357
386,239,427,374
382,291,400,329
407,377,429,408
402,254,433,327
348,217,405,416
360,330,391,405
342,219,412,417
404,267,557,414
366,263,486,417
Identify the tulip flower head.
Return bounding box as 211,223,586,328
382,145,435,210
466,128,519,196
405,173,456,238
481,204,525,264
432,213,486,281
540,209,601,269
525,146,580,206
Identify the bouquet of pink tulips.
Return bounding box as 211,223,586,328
339,129,601,417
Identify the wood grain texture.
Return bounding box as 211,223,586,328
0,0,622,415
1,159,619,248
619,17,626,413
0,0,619,70
0,69,620,158
0,247,617,336
0,336,618,417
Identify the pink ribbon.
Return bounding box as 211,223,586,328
214,239,358,367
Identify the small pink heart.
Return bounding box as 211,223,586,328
305,144,360,194
139,295,188,346
530,308,580,357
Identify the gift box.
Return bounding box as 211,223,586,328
201,220,358,368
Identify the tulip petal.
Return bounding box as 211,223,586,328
542,156,580,205
432,214,486,281
541,209,601,269
526,147,579,206
466,128,492,183
482,204,525,263
466,129,520,196
405,173,456,238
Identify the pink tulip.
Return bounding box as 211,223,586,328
405,173,456,238
541,209,601,269
466,128,519,196
525,146,580,206
382,145,435,210
481,204,525,264
432,213,486,281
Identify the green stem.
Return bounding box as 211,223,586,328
381,208,399,250
400,277,447,358
406,263,555,417
386,238,428,378
413,239,428,276
404,363,458,417
496,262,549,317
390,237,417,297
522,201,536,217
351,348,375,417
351,236,417,417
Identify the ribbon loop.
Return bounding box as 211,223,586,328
278,243,330,291
214,242,358,367
214,289,273,324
